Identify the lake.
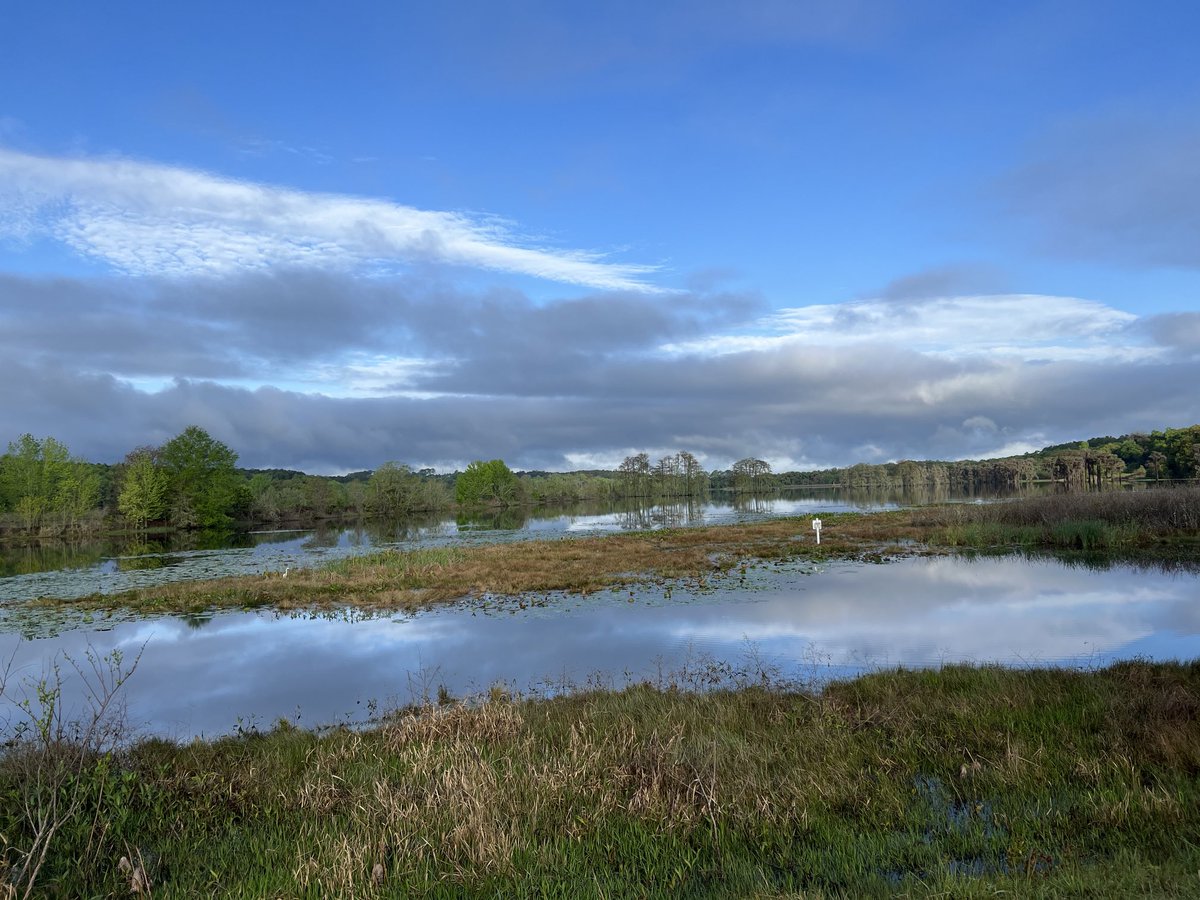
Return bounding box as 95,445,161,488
2,553,1196,741
0,486,1038,603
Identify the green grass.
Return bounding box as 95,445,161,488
4,662,1200,897
935,518,1144,551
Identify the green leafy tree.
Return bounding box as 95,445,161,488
159,426,247,529
455,459,519,507
118,448,169,531
367,462,418,517
1,434,71,530
55,462,102,529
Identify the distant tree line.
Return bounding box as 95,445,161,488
769,426,1200,492
3,425,1197,540
616,451,710,498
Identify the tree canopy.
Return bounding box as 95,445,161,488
455,459,519,507
158,426,248,529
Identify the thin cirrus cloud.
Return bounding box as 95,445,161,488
0,148,663,292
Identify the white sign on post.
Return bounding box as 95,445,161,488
812,517,822,545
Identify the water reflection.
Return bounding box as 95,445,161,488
1,556,1196,740
0,485,1131,603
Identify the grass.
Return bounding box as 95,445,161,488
39,515,898,614
925,487,1200,556
33,486,1200,616
922,485,1200,550
3,661,1199,897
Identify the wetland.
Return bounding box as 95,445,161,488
2,486,1198,896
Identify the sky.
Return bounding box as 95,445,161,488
1,0,1198,474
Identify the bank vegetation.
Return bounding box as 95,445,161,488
5,425,1198,544
2,659,1198,897
33,485,1200,616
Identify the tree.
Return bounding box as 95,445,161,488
55,462,102,530
1147,451,1167,481
656,453,681,495
1,434,71,530
158,426,247,529
1090,449,1125,485
118,448,169,531
677,450,707,496
731,457,772,492
367,462,417,517
618,453,652,497
455,459,519,507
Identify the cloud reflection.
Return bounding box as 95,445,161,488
1,556,1196,740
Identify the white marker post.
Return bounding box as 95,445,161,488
812,517,822,545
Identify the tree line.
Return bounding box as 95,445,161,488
0,427,459,539
3,425,1197,540
774,426,1200,492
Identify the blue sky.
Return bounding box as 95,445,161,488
1,0,1198,472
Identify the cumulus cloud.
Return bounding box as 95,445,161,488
0,271,748,390
0,148,663,291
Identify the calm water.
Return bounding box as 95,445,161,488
0,486,1037,603
2,555,1196,740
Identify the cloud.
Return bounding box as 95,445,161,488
0,272,743,389
0,148,663,291
1,266,1195,473
999,113,1200,269
5,322,1197,475
872,264,1008,302
1142,312,1200,356
663,294,1145,362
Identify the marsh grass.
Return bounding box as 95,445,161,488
923,486,1200,552
3,662,1199,897
47,516,887,615
33,486,1200,616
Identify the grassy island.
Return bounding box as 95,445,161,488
38,485,1200,616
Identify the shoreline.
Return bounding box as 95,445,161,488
3,661,1198,896
25,486,1200,615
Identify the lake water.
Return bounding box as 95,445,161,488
0,486,1038,603
2,554,1196,741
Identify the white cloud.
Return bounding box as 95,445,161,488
303,354,448,399
661,294,1146,362
0,148,663,291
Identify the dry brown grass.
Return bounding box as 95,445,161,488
44,489,1199,616
55,514,916,614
